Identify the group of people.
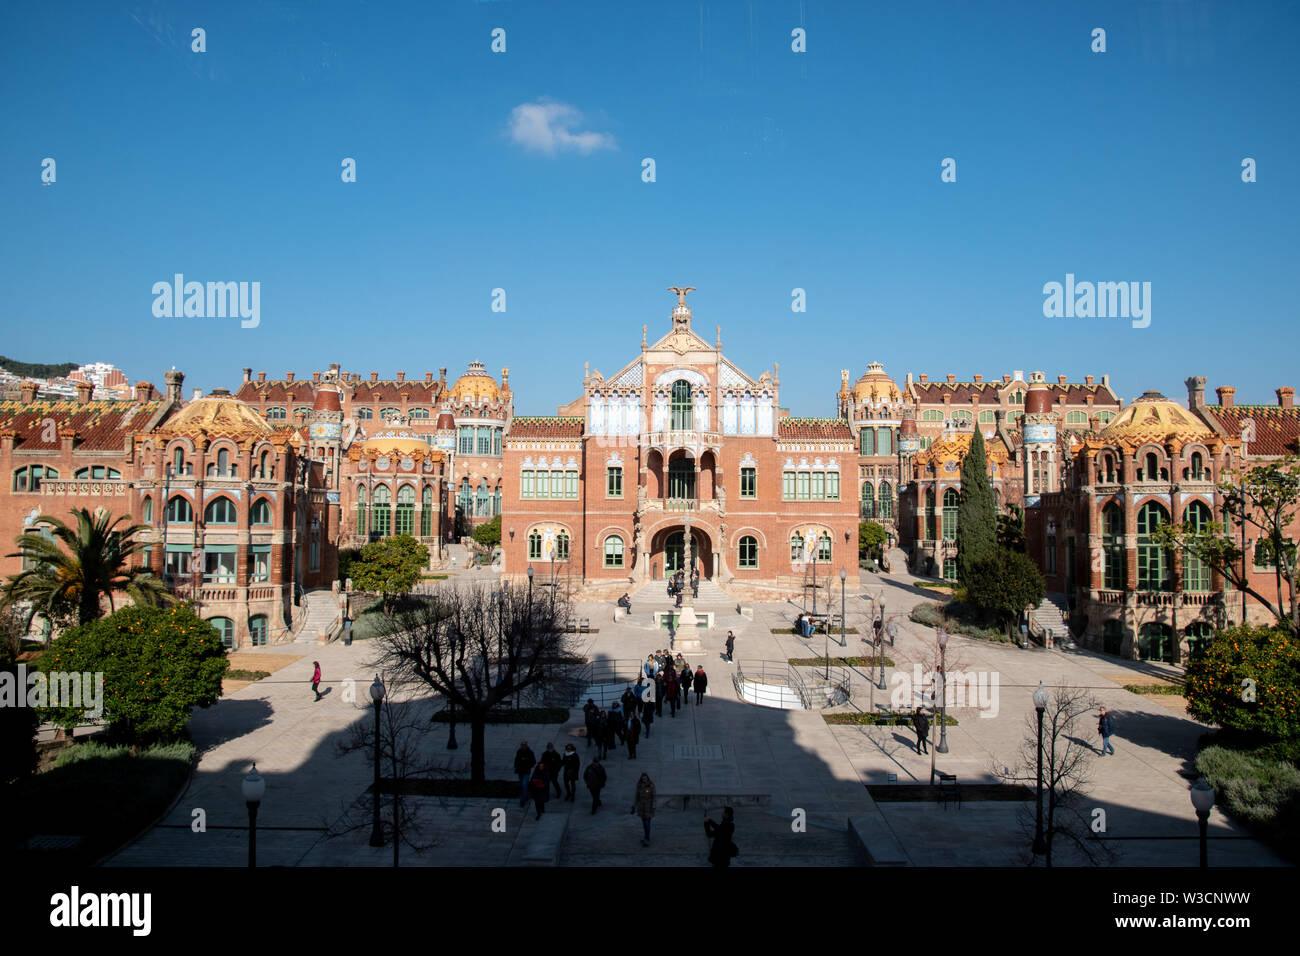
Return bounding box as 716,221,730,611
640,650,710,708
667,567,699,608
514,741,583,819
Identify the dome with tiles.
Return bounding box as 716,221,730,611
1100,391,1214,447
852,362,902,404
448,361,501,403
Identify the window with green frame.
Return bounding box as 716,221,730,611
811,472,825,500
477,427,492,455
924,489,937,539
167,495,193,524
421,486,433,536
204,496,237,525
458,427,474,454
1065,411,1089,425
950,410,973,424
943,559,958,582
817,533,831,562
670,381,693,430
372,485,392,536
556,532,570,561
565,470,579,499
74,465,121,479
878,481,894,519
1136,501,1170,590
250,545,271,583
1184,621,1214,661
797,472,810,500
550,471,564,499
1102,503,1124,590
493,428,503,457
921,409,943,422
528,531,542,559
604,535,624,568
861,483,875,518
861,429,875,455
607,466,622,498
738,535,758,569
356,486,367,535
942,488,959,541
208,617,235,649
251,498,272,525
522,469,535,498
827,471,840,499
978,410,996,424
790,533,804,562
249,615,269,647
1181,501,1212,591
782,471,795,499
877,428,892,456
1138,622,1176,662
396,484,416,535
740,467,756,498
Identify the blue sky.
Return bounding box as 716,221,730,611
2,0,1297,414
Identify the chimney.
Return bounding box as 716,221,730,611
396,371,405,382
257,371,266,383
329,362,340,377
134,381,154,402
1002,374,1011,384
1085,375,1094,386
439,367,448,388
1057,374,1067,385
425,372,433,383
312,371,321,383
18,381,39,403
1216,386,1236,408
919,374,928,384
502,367,510,389
1278,386,1295,409
946,373,956,385
164,369,185,404
242,367,252,383
1185,376,1207,409
285,371,295,382
973,374,983,384
370,372,379,383
74,381,94,403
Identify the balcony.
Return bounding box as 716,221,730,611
641,497,723,514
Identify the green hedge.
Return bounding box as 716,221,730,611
824,711,958,727
909,600,1012,642
1124,683,1184,695
225,669,271,682
1197,743,1300,862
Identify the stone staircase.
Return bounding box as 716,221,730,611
292,588,341,644
1031,592,1073,648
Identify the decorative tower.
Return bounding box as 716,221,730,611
308,385,344,492
1022,371,1058,498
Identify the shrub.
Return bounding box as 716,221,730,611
963,549,1045,637
1184,624,1300,740
36,604,229,743
910,600,1011,642
350,535,429,615
472,515,502,548
1197,744,1300,858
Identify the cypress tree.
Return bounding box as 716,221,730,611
957,429,998,585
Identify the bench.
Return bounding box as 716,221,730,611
937,772,961,811
577,618,591,634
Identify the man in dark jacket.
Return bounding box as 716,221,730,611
583,698,599,748
609,702,625,743
641,697,655,738
680,666,693,706
654,673,666,717
621,686,637,720
665,672,678,717
514,741,537,808
626,714,641,759
541,742,563,797
912,707,930,754
529,762,550,820
1098,708,1116,755
724,631,735,662
595,712,610,759
584,758,607,814
562,744,581,801
705,807,738,867
694,666,708,705
602,710,619,757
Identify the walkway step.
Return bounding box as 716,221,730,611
520,810,570,866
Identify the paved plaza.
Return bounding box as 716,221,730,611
106,555,1285,867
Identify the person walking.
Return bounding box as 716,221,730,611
690,568,699,599
562,744,580,801
694,665,708,705
584,758,606,814
724,631,735,663
665,671,678,718
1098,707,1116,755
631,772,656,846
528,762,550,820
641,696,655,739
583,698,600,749
621,685,637,720
704,807,738,867
311,661,322,702
608,701,624,744
626,713,641,759
541,742,563,798
602,710,619,758
912,706,930,755
514,741,537,808
654,672,665,717
679,665,692,707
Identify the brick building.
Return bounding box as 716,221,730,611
501,288,859,597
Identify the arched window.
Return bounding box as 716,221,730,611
1185,621,1214,661
421,485,433,536
818,532,832,562
942,488,960,541
924,489,937,540
355,407,373,420
372,485,392,537
13,465,57,492
950,410,973,424
1190,452,1204,480
258,450,271,479
265,407,286,421
1065,411,1088,425
380,407,400,421
528,530,543,560
409,407,430,419
475,481,489,517
204,497,237,525
1102,503,1124,590
172,447,185,475
1010,390,1024,405
167,495,193,524
251,498,272,525
670,380,693,431
556,532,570,561
921,410,944,422
217,449,230,475
860,483,875,519
878,481,894,520
493,484,502,516
249,615,268,647
1136,501,1170,591
978,410,996,424
396,484,416,535
459,479,472,515
738,535,758,569
74,466,120,479
790,533,805,562
1142,452,1158,481
604,534,624,568
1138,622,1176,662
142,496,153,523
356,485,368,536
208,617,235,649
1182,501,1212,591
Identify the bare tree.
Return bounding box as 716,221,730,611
368,581,577,783
995,685,1116,867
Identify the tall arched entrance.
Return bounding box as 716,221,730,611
653,527,713,580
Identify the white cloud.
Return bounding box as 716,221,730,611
508,99,616,155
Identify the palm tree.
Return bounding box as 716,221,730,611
3,507,170,627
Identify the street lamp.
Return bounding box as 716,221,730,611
1032,681,1049,855
368,675,385,847
936,628,949,754
876,592,888,690
242,762,265,868
839,567,847,652
1191,776,1215,868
